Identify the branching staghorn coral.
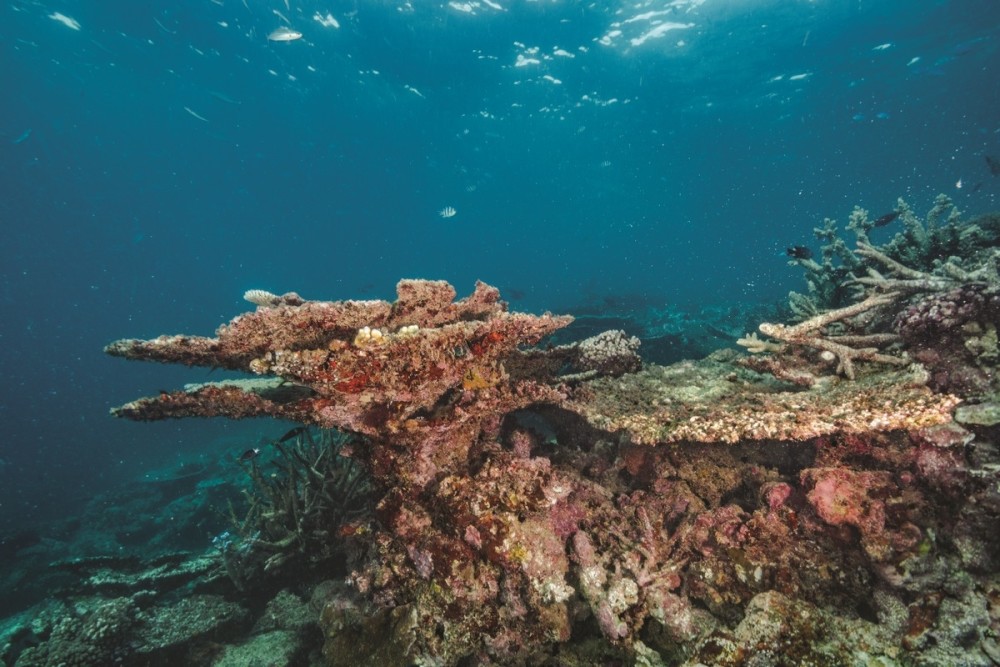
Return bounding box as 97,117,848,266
786,213,865,318
747,195,1000,382
753,293,907,380
739,292,908,382
880,194,964,268
218,428,370,588
786,195,970,318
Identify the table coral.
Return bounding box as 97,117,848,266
108,280,572,490
564,355,959,444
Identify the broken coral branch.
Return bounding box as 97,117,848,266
743,293,906,380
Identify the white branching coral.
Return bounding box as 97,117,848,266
743,293,907,380
736,332,783,355
744,195,999,382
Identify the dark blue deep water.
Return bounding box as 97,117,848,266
1,0,999,531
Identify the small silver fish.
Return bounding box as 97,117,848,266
238,448,260,462
267,26,303,42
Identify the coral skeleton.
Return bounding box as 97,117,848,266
746,196,1000,382
742,292,907,380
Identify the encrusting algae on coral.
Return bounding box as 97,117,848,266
100,196,1000,667
566,354,960,444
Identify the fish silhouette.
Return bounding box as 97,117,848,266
985,155,1000,177
872,211,900,227
786,245,813,260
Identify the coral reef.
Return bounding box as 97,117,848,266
550,298,781,366
785,194,991,317
12,598,137,667
107,279,571,491
92,261,1000,666
895,283,1000,397
744,196,1000,391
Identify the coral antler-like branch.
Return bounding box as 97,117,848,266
851,242,960,293
745,293,906,380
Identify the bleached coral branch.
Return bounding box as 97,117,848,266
736,332,784,355
751,293,905,380
851,243,959,293
761,292,898,340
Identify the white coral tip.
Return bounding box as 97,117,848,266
243,289,280,307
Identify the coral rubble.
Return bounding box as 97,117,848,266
87,257,1000,667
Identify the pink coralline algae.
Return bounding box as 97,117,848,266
107,280,571,489
801,467,903,562
894,284,1000,396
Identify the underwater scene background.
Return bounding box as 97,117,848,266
2,0,1000,665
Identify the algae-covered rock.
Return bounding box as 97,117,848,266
318,582,420,667
133,594,250,664
212,629,301,667
683,591,902,666
253,589,317,634
955,401,1000,426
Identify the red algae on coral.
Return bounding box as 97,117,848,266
108,281,570,477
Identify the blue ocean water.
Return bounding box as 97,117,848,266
0,0,998,531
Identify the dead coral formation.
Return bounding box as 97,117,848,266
105,276,1000,666
13,598,137,667
106,281,584,662
747,293,906,381
108,279,572,490
564,353,958,444
895,283,1000,397
745,195,1000,383
346,450,587,664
